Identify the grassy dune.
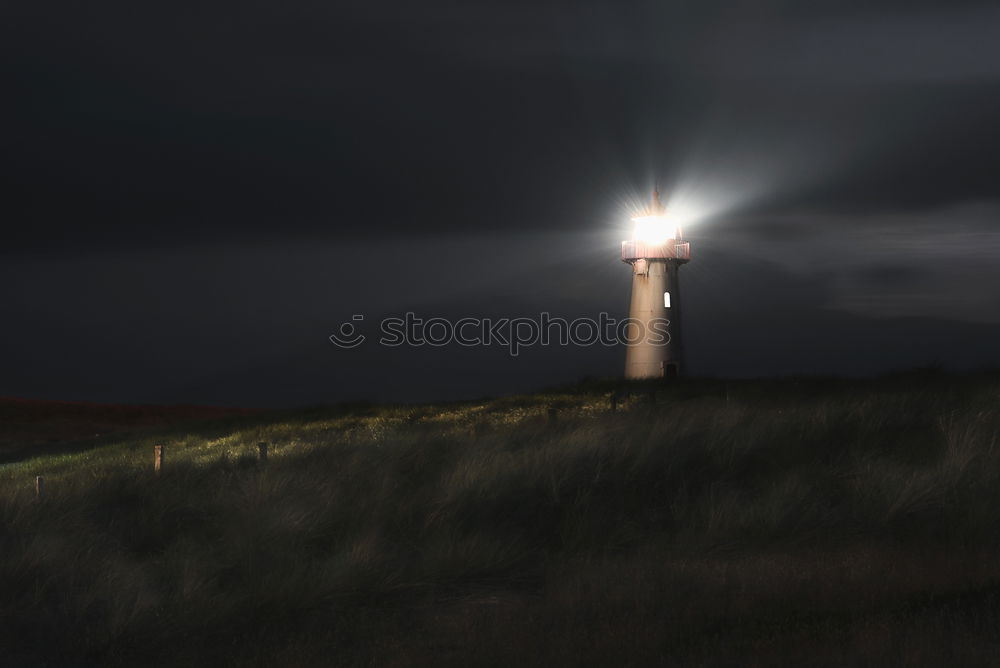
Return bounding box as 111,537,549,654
3,374,1000,666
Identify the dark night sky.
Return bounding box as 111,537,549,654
2,0,999,406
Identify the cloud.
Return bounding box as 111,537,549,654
706,200,1000,323
711,8,1000,84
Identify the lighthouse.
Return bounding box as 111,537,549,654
621,188,691,379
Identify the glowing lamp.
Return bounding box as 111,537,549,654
630,214,677,245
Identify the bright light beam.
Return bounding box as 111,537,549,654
630,214,677,244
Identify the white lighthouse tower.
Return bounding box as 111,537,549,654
621,188,691,379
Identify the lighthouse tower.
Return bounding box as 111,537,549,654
621,188,691,379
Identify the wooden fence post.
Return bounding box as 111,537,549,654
547,407,558,424
154,444,164,474
35,476,44,499
258,442,268,464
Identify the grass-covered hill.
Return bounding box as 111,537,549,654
0,397,256,464
3,373,1000,666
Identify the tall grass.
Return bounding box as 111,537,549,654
3,374,1000,665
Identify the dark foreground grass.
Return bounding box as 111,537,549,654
3,373,1000,666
